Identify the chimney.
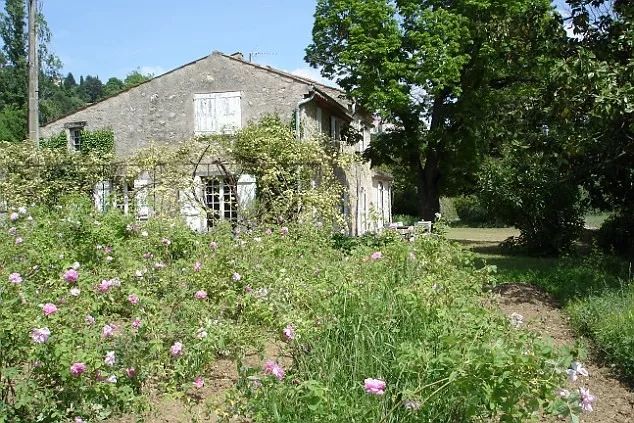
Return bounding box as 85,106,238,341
230,52,244,61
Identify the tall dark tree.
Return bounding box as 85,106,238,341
306,0,565,219
0,0,27,109
0,0,62,139
63,72,77,89
79,75,103,103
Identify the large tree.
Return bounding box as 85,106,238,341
306,0,565,219
554,0,633,213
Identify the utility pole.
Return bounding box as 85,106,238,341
28,0,39,145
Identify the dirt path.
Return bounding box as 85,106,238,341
493,283,634,422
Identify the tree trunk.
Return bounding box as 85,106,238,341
415,92,446,221
416,149,441,221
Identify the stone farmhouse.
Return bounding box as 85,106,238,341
40,51,392,235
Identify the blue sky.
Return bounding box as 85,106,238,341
42,0,571,83
43,0,328,83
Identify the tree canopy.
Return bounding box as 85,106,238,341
306,0,566,220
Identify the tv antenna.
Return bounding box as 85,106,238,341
247,52,277,63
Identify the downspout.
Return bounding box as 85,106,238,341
295,90,316,140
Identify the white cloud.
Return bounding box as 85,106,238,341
290,67,339,88
138,65,167,77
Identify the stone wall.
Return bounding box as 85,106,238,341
41,53,314,158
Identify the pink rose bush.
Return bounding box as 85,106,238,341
194,290,207,300
128,294,140,305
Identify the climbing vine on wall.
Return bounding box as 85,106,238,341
80,129,115,154
40,131,67,149
219,115,354,226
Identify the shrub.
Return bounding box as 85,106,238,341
597,211,634,258
479,152,585,255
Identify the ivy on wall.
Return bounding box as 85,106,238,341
40,131,67,149
80,129,115,154
40,129,115,154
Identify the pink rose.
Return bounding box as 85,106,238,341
193,261,202,272
128,294,140,305
132,318,142,330
97,279,113,293
282,324,295,341
42,303,58,316
9,272,22,284
70,362,87,377
63,268,79,283
104,351,116,366
370,251,383,261
31,327,51,344
193,376,204,389
364,378,386,395
170,341,183,357
102,324,116,338
194,290,207,300
263,360,285,380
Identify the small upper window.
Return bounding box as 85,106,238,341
64,121,87,152
70,128,82,151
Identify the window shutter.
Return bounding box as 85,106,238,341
194,94,217,135
216,92,242,133
237,174,256,212
181,176,206,232
94,180,111,213
195,92,241,135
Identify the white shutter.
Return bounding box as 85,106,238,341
180,176,206,232
134,175,151,220
94,181,111,213
237,174,256,212
194,94,217,135
194,92,241,135
216,92,241,133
